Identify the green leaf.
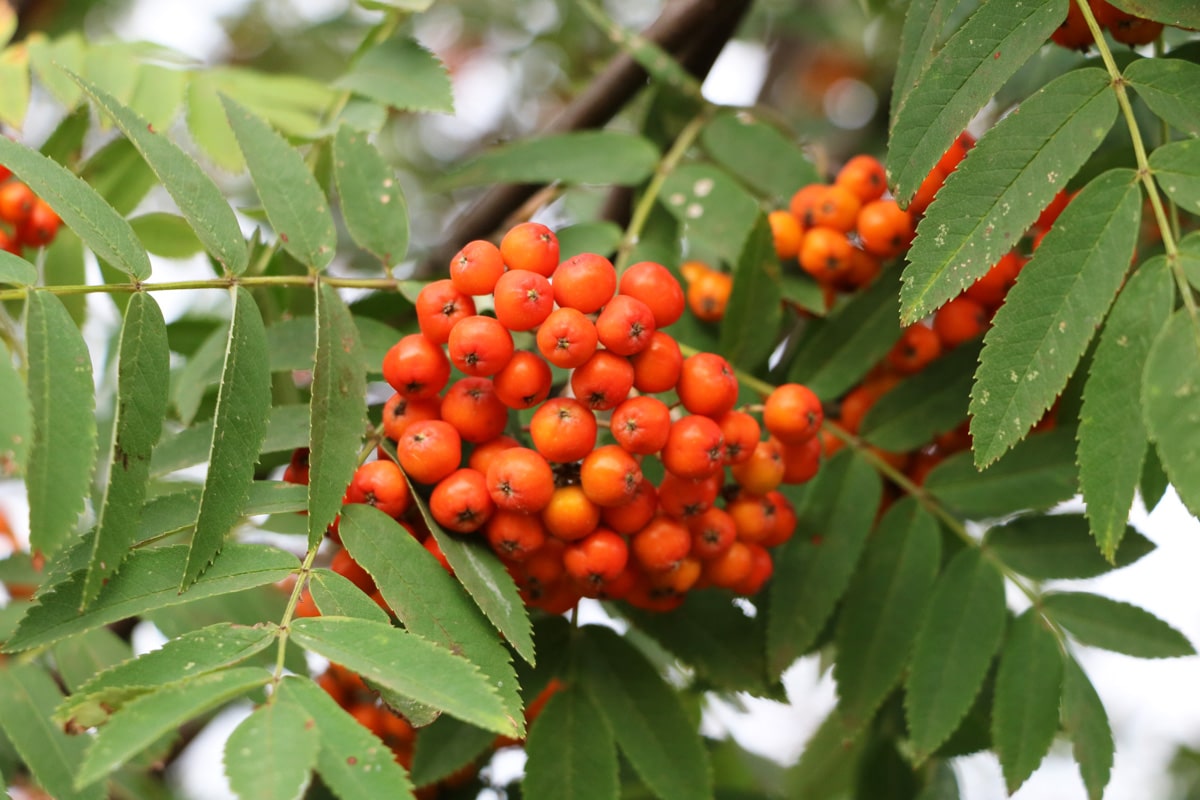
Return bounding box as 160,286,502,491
0,136,151,279
151,404,310,478
787,266,904,400
187,75,244,172
43,228,87,323
720,216,782,370
308,284,367,547
54,628,132,692
332,126,409,266
1149,139,1200,216
338,504,525,729
28,33,84,108
1061,657,1113,800
991,612,1063,793
290,616,518,736
860,341,980,452
1142,310,1200,517
890,0,960,130
58,622,276,728
0,663,104,800
1041,592,1195,657
970,169,1141,466
358,0,435,9
334,37,453,113
1126,57,1200,137
523,686,619,800
701,110,818,203
901,68,1117,323
0,339,30,476
0,250,36,285
888,0,1066,202
557,222,622,260
915,761,961,800
1106,0,1200,25
905,548,1006,762
278,676,416,800
25,290,98,556
924,428,1077,518
767,450,882,676
80,137,158,217
308,568,389,624
623,591,773,695
782,708,866,799
222,98,336,270
84,294,170,607
577,625,712,800
660,163,761,265
76,76,249,275
1078,257,1174,558
213,69,337,139
427,522,535,666
130,213,205,259
834,498,941,735
0,44,30,127
445,131,659,187
183,287,272,589
410,716,496,787
1141,443,1170,513
129,64,188,132
4,544,298,652
76,667,270,789
984,514,1153,580
81,43,138,110
224,697,318,800
263,315,396,375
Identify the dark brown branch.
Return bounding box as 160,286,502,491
425,0,749,272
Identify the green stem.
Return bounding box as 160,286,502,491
271,545,320,692
0,274,408,302
1076,0,1200,339
614,105,715,272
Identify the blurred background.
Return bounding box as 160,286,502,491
0,0,1197,797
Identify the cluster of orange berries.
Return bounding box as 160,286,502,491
0,167,61,256
1053,0,1173,49
288,221,828,622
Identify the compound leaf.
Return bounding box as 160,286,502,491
1143,309,1200,517
901,68,1116,323
84,293,170,608
1041,592,1195,657
720,216,783,370
0,339,30,477
905,548,1006,762
984,514,1153,580
222,97,336,269
523,686,619,800
1126,56,1200,137
992,612,1063,793
767,450,882,675
1078,257,1173,558
1062,657,1114,800
445,131,658,188
701,109,818,203
25,290,97,556
224,696,318,800
308,283,368,547
834,498,941,735
970,169,1141,466
888,0,1066,202
183,287,272,589
1149,138,1200,216
334,37,453,114
332,125,409,266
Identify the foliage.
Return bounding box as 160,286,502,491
0,1,1196,799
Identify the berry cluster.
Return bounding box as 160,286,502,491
0,167,61,255
288,221,826,622
1053,0,1173,49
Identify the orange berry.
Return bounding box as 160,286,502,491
571,350,635,411
803,185,861,233
618,261,686,328
656,471,720,520
492,350,552,409
630,330,683,394
716,410,761,465
595,295,656,356
580,444,643,508
486,447,556,513
553,252,616,313
886,323,942,374
763,383,823,445
440,377,508,444
662,415,725,480
500,222,559,277
632,516,691,572
415,279,476,345
676,352,739,419
382,393,441,443
964,251,1024,310
908,165,947,216
601,478,657,535
610,395,672,455
686,269,732,322
768,210,803,259
799,227,856,282
536,307,598,369
467,435,521,475
563,528,628,587
449,240,505,296
856,199,914,259
933,296,990,348
688,507,737,560
835,154,888,203
0,182,35,225
729,438,785,496
382,333,451,399
447,315,515,377
430,468,495,533
396,420,462,485
541,486,602,543
530,397,598,464
345,460,411,518
485,510,547,561
781,436,822,484
493,269,554,331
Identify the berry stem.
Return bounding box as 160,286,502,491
1075,0,1200,342
271,544,321,692
614,105,715,273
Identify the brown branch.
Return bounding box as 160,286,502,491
425,0,750,271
